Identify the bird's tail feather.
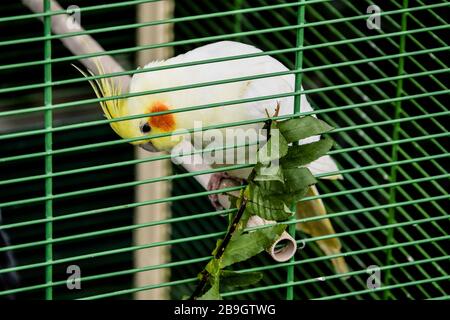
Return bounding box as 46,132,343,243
296,185,349,275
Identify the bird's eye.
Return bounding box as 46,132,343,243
141,122,151,134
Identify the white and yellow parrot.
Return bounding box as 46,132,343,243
83,41,348,274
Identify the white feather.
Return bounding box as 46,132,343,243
128,41,341,177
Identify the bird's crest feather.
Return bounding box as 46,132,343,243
73,60,126,137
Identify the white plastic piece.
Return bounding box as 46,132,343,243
246,216,297,262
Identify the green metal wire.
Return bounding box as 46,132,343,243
43,0,53,301
199,0,364,298
306,1,446,220
0,0,162,23
0,1,317,46
287,0,306,300
0,111,447,188
251,0,448,298
2,231,441,299
303,6,447,225
0,14,446,73
1,108,448,187
1,132,447,209
0,68,447,165
0,45,447,97
1,174,447,262
1,153,446,233
84,235,450,300
0,0,447,300
249,0,448,298
224,257,450,299
384,0,409,299
0,153,449,230
1,40,447,120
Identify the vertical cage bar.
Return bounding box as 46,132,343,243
43,0,54,300
234,0,244,36
287,0,307,300
134,0,174,300
384,0,409,299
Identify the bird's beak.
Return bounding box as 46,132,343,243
140,142,158,152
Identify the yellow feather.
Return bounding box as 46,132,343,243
73,60,141,141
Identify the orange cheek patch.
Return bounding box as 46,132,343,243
148,101,175,132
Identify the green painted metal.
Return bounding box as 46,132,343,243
384,0,409,299
0,0,448,300
287,0,306,300
43,0,53,301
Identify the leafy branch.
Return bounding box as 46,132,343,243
189,197,248,299
190,114,335,300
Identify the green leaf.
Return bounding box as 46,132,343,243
256,179,285,194
221,224,286,268
253,167,316,205
258,123,288,164
198,279,221,300
278,116,334,143
253,162,284,183
211,239,223,257
284,167,317,190
205,258,221,276
281,137,334,168
238,209,252,233
199,259,222,300
246,182,293,221
220,270,263,288
279,167,317,203
193,116,335,300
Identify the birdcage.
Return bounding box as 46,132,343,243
0,0,448,300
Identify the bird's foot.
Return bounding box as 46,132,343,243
207,172,243,210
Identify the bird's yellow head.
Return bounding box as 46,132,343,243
77,63,183,152
134,100,183,152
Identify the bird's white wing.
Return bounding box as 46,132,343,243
306,155,343,179
231,43,341,179
130,41,342,178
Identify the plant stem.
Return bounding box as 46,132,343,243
190,114,274,299
189,197,248,299
214,198,248,259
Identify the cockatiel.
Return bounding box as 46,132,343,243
82,41,348,274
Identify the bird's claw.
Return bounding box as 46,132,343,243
207,172,242,210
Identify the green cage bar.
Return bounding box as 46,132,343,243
0,0,448,300
43,0,53,301
384,0,409,299
287,0,306,300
